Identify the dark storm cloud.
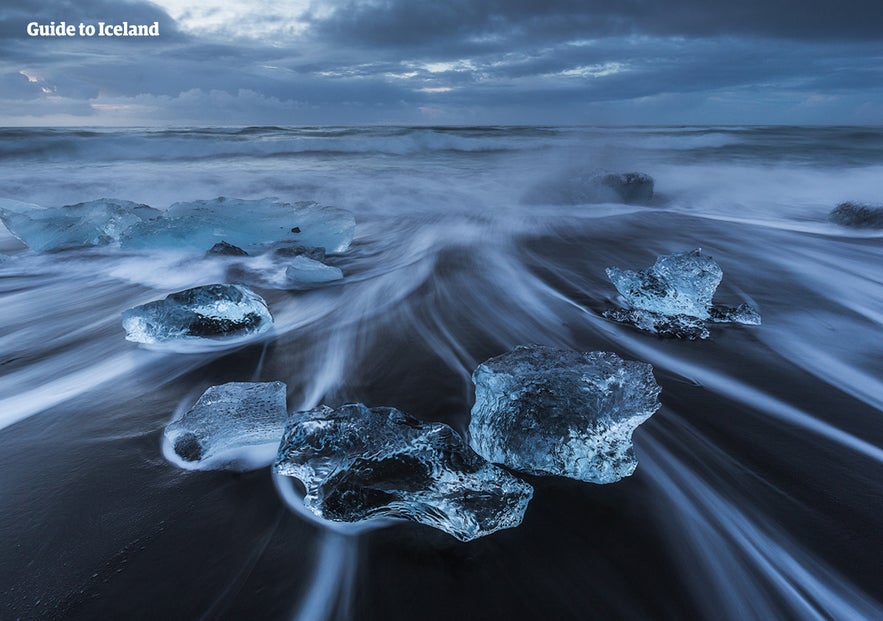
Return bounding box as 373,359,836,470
309,0,883,49
0,0,881,124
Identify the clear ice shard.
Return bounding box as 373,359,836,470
602,308,710,340
604,249,760,338
285,256,344,289
227,254,343,290
121,197,355,253
829,202,883,228
708,303,762,325
274,403,534,542
121,283,273,345
165,381,288,467
523,169,654,205
606,249,721,319
468,345,661,484
0,197,160,252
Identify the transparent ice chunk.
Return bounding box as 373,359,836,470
227,254,343,291
708,303,762,325
285,256,343,289
274,403,534,541
604,249,761,337
164,381,288,468
121,283,273,345
0,197,160,252
469,345,661,484
606,249,722,319
121,197,355,253
602,308,710,340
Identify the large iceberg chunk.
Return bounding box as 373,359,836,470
603,249,760,338
165,381,288,468
121,283,273,345
274,403,534,542
829,202,883,228
0,197,160,252
524,169,654,205
468,345,661,484
121,197,355,253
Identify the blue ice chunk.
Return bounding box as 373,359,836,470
602,307,711,340
0,197,160,252
121,283,273,345
606,249,721,319
604,249,761,337
469,345,661,484
165,381,288,467
285,256,343,289
226,254,343,291
274,403,534,541
708,303,762,325
121,197,355,253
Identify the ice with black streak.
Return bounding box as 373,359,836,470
274,403,534,541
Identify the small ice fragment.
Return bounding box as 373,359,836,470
165,381,288,467
829,202,883,228
468,345,661,484
602,308,711,340
274,403,534,542
121,283,273,344
708,303,762,325
121,197,355,253
285,256,343,290
0,197,160,252
523,169,654,205
606,249,721,319
227,254,342,290
207,241,249,257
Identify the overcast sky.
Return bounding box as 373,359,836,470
1,0,882,125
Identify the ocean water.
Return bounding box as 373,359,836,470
1,125,882,620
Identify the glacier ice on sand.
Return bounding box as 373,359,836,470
0,197,160,252
121,283,273,345
604,249,761,338
164,381,288,469
469,345,661,484
274,403,534,542
121,197,355,254
226,253,343,291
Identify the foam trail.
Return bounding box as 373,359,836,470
640,431,883,620
291,532,358,621
273,474,393,621
0,352,139,430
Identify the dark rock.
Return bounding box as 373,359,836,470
830,202,883,228
206,241,249,257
